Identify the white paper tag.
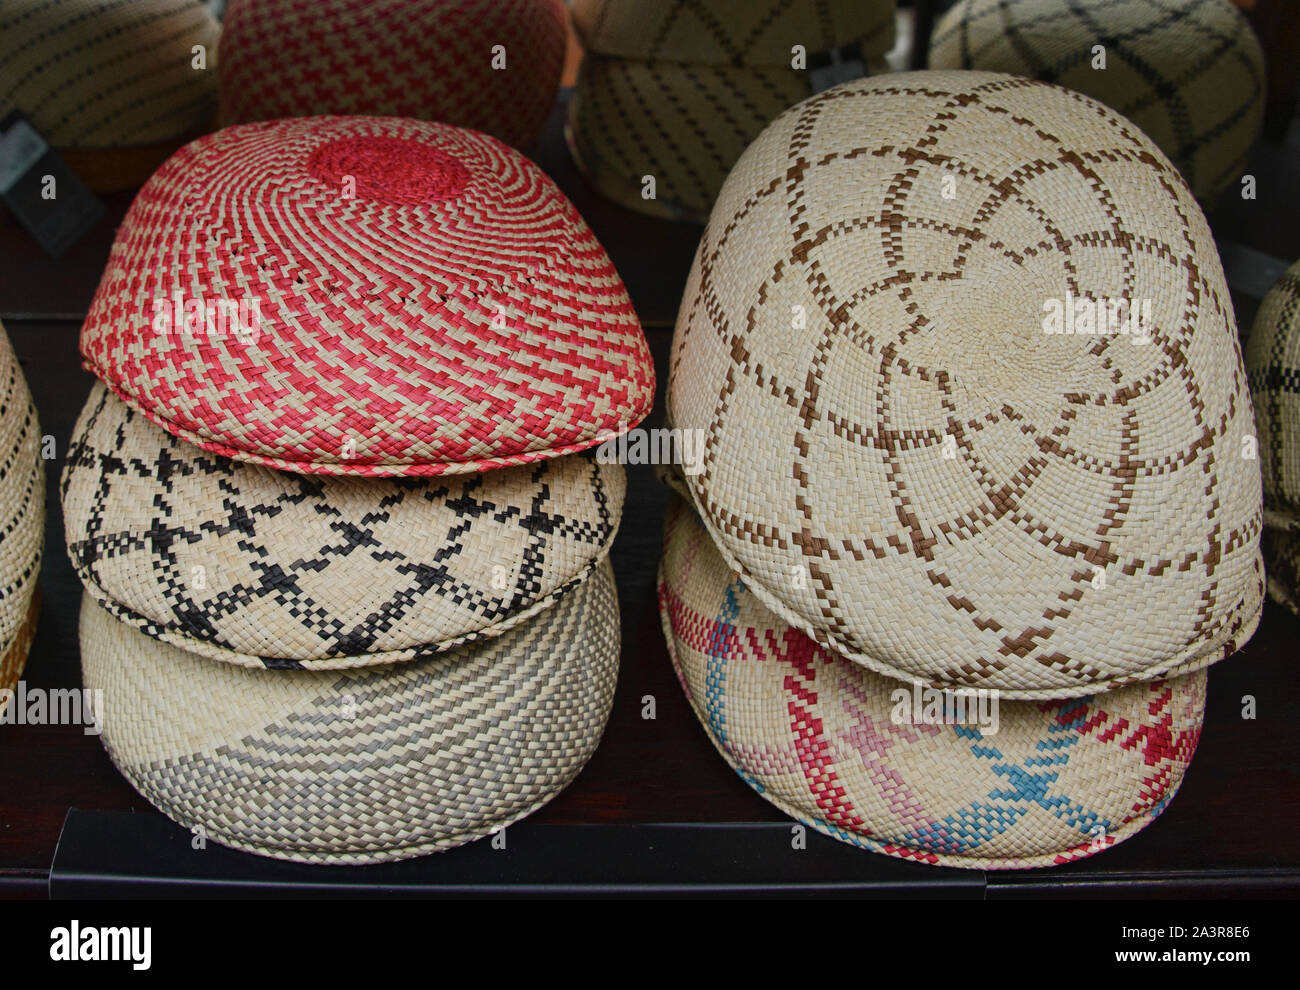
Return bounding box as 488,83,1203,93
0,118,49,194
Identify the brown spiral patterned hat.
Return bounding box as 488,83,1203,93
63,383,624,670
81,558,620,865
218,0,567,151
669,71,1263,699
1245,260,1300,613
566,0,895,221
928,0,1265,205
0,320,44,711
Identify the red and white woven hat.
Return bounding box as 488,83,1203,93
79,115,654,477
218,0,567,151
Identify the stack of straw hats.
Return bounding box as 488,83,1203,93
63,115,654,864
1245,261,1300,614
0,0,220,192
928,0,1266,207
566,0,896,222
0,321,43,714
218,0,568,151
661,71,1263,868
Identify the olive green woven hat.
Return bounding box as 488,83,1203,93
566,0,896,221
928,0,1266,205
1245,260,1300,613
0,320,43,715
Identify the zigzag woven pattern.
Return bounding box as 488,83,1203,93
571,0,895,67
670,72,1263,698
0,0,218,148
0,320,44,701
81,559,620,865
218,0,567,151
79,115,654,477
1245,260,1300,613
63,383,624,669
659,495,1205,870
929,0,1266,204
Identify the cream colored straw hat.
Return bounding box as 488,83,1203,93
0,0,220,191
0,320,43,714
81,558,619,865
928,0,1265,205
669,71,1263,700
660,493,1205,870
1245,260,1300,613
566,0,896,221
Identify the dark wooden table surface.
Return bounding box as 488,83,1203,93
1,94,1297,898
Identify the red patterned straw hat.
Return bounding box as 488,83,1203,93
669,71,1262,700
0,0,219,192
79,115,654,477
218,0,567,151
659,493,1205,870
0,320,43,713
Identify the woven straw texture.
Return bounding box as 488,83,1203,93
0,594,40,716
63,383,624,670
81,559,619,865
218,0,566,151
670,71,1263,699
0,321,44,695
0,0,218,149
1245,260,1300,613
571,0,895,67
660,494,1205,869
79,115,654,477
928,0,1265,205
566,0,895,221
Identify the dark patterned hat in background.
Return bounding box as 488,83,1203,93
565,0,896,221
929,0,1266,206
660,494,1205,870
0,321,43,713
62,384,624,670
1245,260,1300,613
662,71,1262,863
80,558,619,865
0,0,220,192
79,116,654,477
218,0,567,151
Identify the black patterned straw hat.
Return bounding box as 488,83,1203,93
80,559,619,865
64,383,624,862
1245,260,1300,613
565,0,897,221
0,320,43,713
0,0,220,192
669,71,1262,701
928,0,1266,206
63,384,623,670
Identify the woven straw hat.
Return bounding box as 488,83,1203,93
0,321,44,713
63,382,624,669
670,71,1262,699
1245,260,1300,612
660,494,1205,869
928,0,1265,205
218,0,567,151
79,115,654,477
566,0,895,221
81,558,619,865
0,0,219,191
